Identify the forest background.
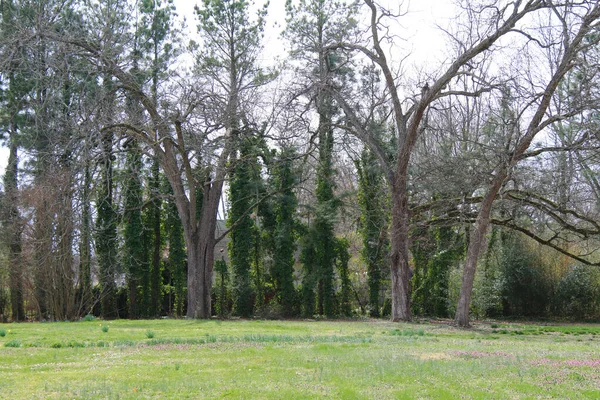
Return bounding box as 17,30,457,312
1,0,600,327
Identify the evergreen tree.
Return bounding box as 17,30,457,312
336,238,352,317
138,0,178,318
164,180,187,317
214,258,230,317
411,224,463,317
123,140,145,318
272,148,299,316
285,0,357,318
228,138,258,317
356,146,388,317
0,0,28,321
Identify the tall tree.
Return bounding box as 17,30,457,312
195,0,269,317
0,0,27,321
138,0,178,317
356,145,388,317
324,0,600,323
272,148,300,316
455,3,600,326
228,137,258,317
285,0,358,318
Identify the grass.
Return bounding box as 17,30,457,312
1,319,599,398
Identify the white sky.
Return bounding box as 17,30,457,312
0,0,455,180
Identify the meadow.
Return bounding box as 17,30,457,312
1,318,599,399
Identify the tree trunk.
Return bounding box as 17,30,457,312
455,176,505,327
185,225,216,319
389,183,411,321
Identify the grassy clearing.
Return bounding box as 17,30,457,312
1,319,599,399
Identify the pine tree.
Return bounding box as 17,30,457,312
0,0,27,321
285,0,358,318
138,0,178,318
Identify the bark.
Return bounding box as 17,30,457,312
455,176,504,327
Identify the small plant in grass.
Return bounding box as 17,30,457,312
0,329,6,337
83,314,95,322
146,330,155,339
5,340,21,347
101,325,109,333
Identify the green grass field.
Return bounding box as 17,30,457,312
1,318,599,399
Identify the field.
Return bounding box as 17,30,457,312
1,319,599,399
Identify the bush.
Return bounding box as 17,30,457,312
553,264,600,319
500,234,551,317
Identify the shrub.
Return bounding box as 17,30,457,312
554,264,600,319
500,233,551,317
146,330,155,339
5,340,21,347
101,325,109,333
82,314,95,322
0,329,6,337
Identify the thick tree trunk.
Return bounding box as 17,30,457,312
185,226,216,319
390,183,411,321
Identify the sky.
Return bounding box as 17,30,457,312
0,0,455,180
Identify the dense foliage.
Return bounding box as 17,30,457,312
1,0,600,323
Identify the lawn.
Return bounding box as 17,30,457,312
1,318,599,399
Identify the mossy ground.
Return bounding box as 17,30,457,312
1,319,599,399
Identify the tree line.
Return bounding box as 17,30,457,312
1,0,600,326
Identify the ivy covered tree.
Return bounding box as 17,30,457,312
164,181,187,317
411,225,463,317
285,0,358,318
356,145,388,317
228,138,259,317
271,148,300,316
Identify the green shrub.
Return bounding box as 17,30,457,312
500,233,551,317
82,314,95,322
0,329,6,337
101,325,109,333
554,264,600,319
5,340,21,347
146,330,155,339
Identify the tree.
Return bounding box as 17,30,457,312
228,137,259,317
356,144,388,317
0,0,27,321
164,180,187,317
271,147,300,316
285,0,358,318
455,3,600,326
325,0,600,324
138,0,178,317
